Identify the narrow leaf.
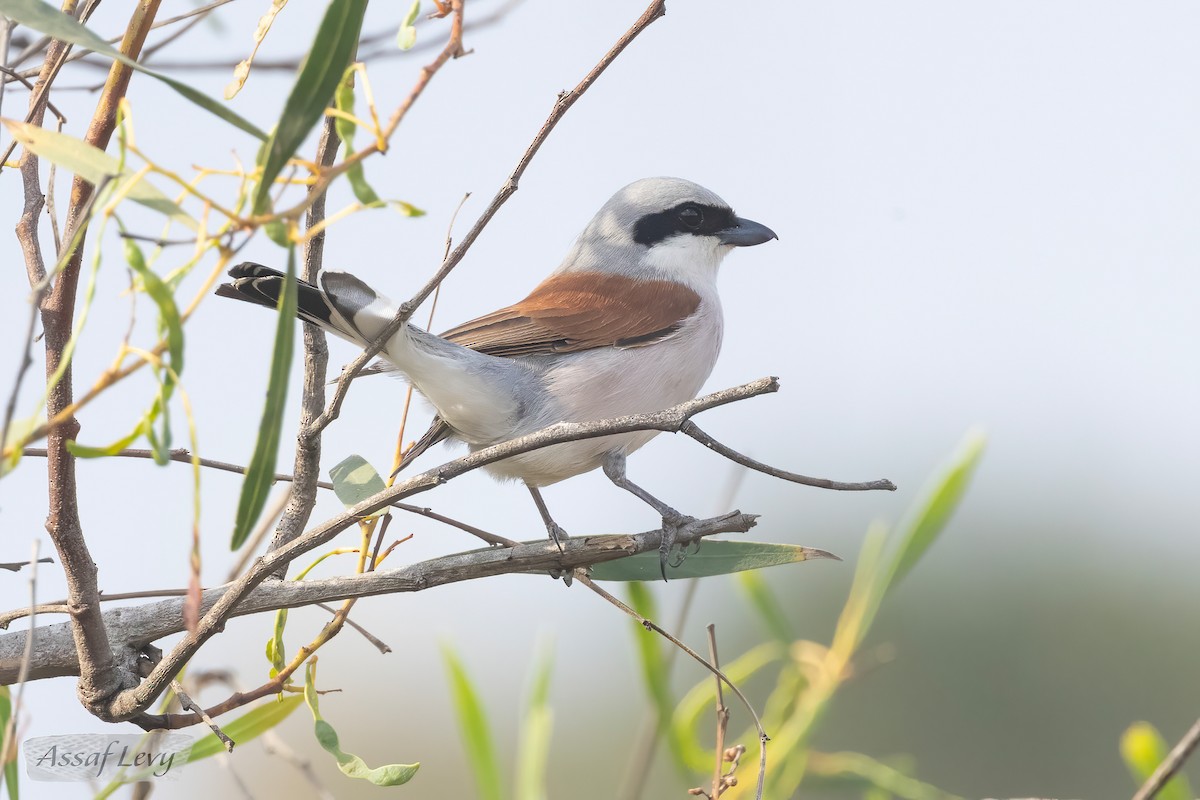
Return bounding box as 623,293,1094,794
1121,722,1192,800
886,429,986,592
231,248,296,549
252,0,368,215
2,120,194,227
591,540,839,582
442,644,503,800
514,646,554,800
304,661,420,785
184,696,304,763
328,454,386,509
0,0,266,140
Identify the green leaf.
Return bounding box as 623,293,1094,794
0,0,266,140
1121,722,1192,800
328,454,386,509
0,685,17,799
231,248,297,549
252,0,368,215
305,661,420,785
397,0,420,50
514,645,554,800
333,67,382,205
2,120,194,227
590,540,839,582
185,695,304,764
885,429,986,593
442,644,503,800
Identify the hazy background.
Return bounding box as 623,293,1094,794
2,1,1199,798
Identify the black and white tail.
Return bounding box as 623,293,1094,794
216,262,392,347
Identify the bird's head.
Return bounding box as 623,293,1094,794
560,177,777,291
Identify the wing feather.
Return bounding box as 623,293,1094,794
439,271,701,357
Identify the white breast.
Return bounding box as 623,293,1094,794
480,294,724,486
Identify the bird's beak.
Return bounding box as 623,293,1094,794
717,216,778,247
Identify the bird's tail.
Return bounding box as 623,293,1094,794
216,262,396,348
217,262,533,447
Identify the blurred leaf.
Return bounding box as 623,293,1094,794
885,429,986,592
231,248,296,549
0,0,266,139
1121,722,1192,800
333,67,383,205
672,641,787,773
515,645,554,800
304,661,420,785
396,0,420,50
805,751,963,800
2,120,194,227
442,644,503,800
0,685,16,799
329,454,386,509
252,0,368,215
737,570,793,644
625,582,691,774
184,696,304,763
591,541,838,582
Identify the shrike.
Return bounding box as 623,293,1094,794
218,177,777,577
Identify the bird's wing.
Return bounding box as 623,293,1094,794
438,271,702,357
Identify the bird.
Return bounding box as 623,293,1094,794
217,176,777,578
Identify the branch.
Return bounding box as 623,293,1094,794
1133,716,1200,800
680,421,896,492
0,513,757,684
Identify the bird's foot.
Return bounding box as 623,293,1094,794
658,513,697,581
545,522,573,586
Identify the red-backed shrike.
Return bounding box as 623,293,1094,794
218,177,777,577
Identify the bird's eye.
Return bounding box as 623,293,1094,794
677,205,703,230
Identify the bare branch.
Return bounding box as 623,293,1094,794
1132,716,1200,800
0,512,758,684
680,421,896,492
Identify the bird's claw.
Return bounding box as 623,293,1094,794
658,513,697,581
545,522,572,585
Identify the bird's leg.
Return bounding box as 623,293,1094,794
526,484,569,552
526,483,573,586
602,451,696,581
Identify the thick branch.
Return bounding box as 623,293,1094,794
0,512,757,684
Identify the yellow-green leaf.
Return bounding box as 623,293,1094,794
590,540,838,582
2,120,194,228
304,660,419,785
0,0,266,140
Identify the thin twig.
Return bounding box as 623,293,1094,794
22,446,515,546
681,421,895,492
169,679,233,751
575,573,768,800
707,624,729,798
1132,716,1200,800
315,603,391,654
